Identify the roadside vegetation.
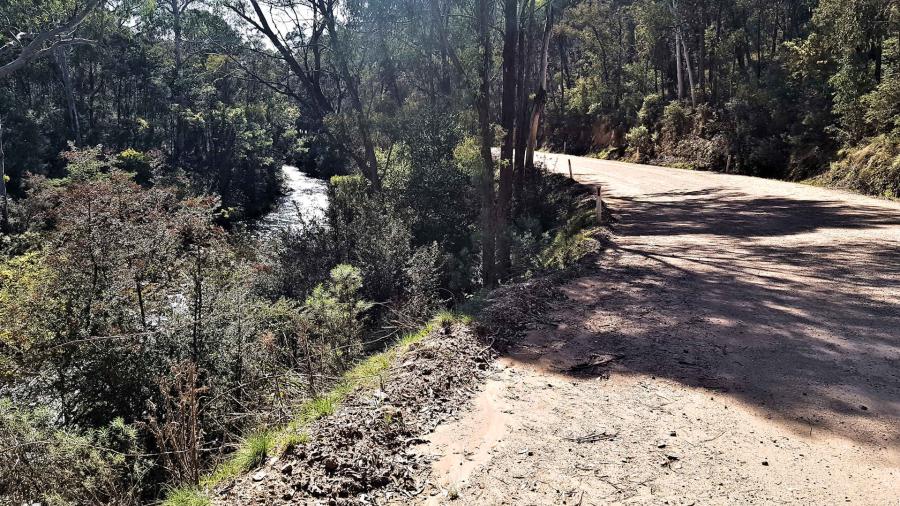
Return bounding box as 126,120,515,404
546,0,900,198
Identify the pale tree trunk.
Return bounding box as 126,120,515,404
496,0,519,277
165,0,192,164
525,5,553,172
54,46,81,144
675,28,683,100
681,32,696,106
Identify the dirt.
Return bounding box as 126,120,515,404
213,322,493,505
419,153,900,505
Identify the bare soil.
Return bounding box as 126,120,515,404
213,323,493,505
419,154,900,505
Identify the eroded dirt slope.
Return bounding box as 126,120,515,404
420,154,900,505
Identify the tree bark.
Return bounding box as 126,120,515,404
0,118,8,233
675,28,684,100
513,0,535,199
54,46,81,144
475,0,496,287
496,0,519,277
525,5,553,172
681,33,696,107
321,0,381,191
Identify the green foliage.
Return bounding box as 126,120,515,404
0,400,148,505
637,94,665,128
625,125,654,161
303,264,372,366
116,148,160,185
539,210,599,270
545,0,900,194
163,487,211,506
814,134,900,198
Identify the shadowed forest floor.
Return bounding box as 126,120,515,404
418,153,900,505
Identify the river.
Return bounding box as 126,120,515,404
257,165,329,233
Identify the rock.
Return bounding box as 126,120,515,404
252,470,267,482
280,463,293,475
762,461,769,466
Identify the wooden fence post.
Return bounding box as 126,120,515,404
596,185,606,224
568,159,573,179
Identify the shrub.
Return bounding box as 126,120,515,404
115,148,161,185
303,264,372,370
637,93,665,128
659,101,691,148
625,125,654,161
0,400,148,505
815,134,900,198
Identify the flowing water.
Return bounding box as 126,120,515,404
257,165,328,233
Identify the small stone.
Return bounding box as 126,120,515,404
280,463,293,474
252,470,267,482
860,405,868,411
762,461,769,466
670,431,677,437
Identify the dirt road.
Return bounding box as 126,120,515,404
421,154,900,505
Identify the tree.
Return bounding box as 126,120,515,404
0,0,102,80
227,0,381,189
497,0,520,276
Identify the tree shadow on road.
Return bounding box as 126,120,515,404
611,187,900,238
500,187,900,447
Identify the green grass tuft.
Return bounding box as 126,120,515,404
162,487,210,506
201,430,274,487
275,429,309,455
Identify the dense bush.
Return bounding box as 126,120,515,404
0,400,147,505
815,135,900,198
0,147,310,498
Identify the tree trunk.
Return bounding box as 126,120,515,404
681,33,696,107
675,29,684,100
0,118,8,233
0,0,102,81
169,0,186,164
525,6,553,172
323,6,381,191
54,46,81,144
475,0,496,287
497,0,519,277
513,0,535,200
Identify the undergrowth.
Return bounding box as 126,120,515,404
810,134,900,199
162,311,469,506
538,208,601,270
